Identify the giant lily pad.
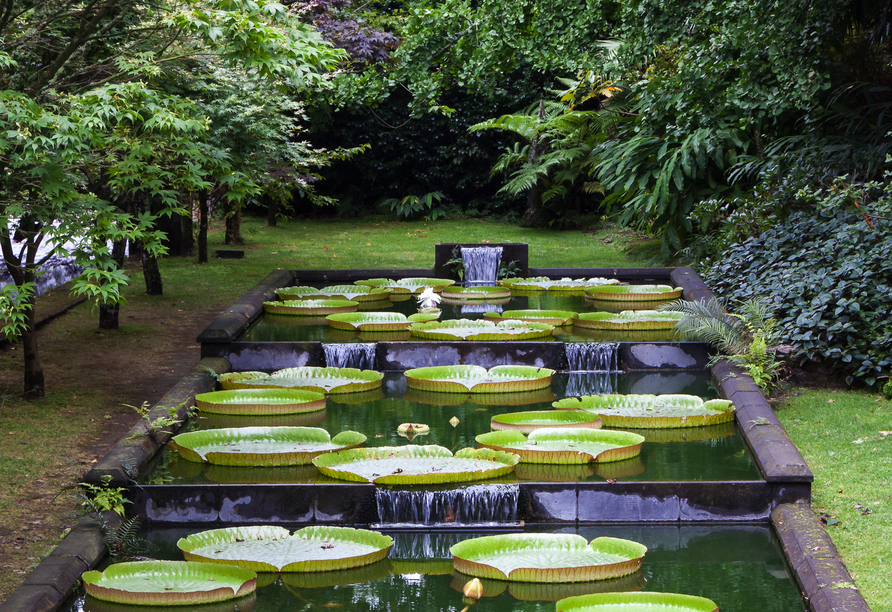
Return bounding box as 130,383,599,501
570,327,679,342
275,285,392,302
312,445,520,484
552,394,735,429
499,277,621,293
82,561,257,605
450,534,646,583
219,367,384,394
440,286,512,301
475,428,645,464
409,319,555,341
263,299,359,316
573,310,684,330
355,277,455,293
326,312,438,332
556,592,718,612
178,525,393,573
169,426,366,466
584,285,683,302
404,365,554,394
491,411,602,433
194,389,326,416
451,569,646,601
403,387,556,407
484,310,577,326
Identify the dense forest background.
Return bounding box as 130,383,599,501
1,0,890,390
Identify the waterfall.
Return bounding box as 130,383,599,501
461,246,503,286
387,532,465,559
322,343,376,369
375,484,519,526
565,342,619,372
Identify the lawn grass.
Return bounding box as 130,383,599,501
774,388,892,611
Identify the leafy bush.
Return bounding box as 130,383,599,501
702,197,891,386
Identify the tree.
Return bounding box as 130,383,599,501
0,0,350,396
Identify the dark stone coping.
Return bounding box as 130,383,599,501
196,269,295,344
0,512,120,612
773,503,872,612
82,357,232,488
129,480,809,525
202,340,713,371
713,360,813,484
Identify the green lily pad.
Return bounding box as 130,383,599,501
450,534,646,582
312,445,520,484
169,426,366,466
475,428,645,464
552,394,735,429
569,327,680,342
573,310,685,330
440,286,512,301
404,364,555,393
82,561,257,606
325,312,436,331
451,569,646,601
263,299,359,316
220,367,384,394
273,286,319,299
410,319,555,341
484,310,578,326
499,277,621,293
355,277,456,293
555,591,719,612
194,389,326,416
178,526,393,573
584,285,683,302
491,411,603,433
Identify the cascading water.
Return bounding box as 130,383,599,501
461,246,503,286
322,343,376,369
565,342,619,372
375,484,519,526
565,342,620,397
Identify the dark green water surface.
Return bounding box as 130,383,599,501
67,524,805,612
141,372,761,485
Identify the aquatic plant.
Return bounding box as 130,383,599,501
553,394,735,429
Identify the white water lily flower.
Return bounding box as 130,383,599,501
417,287,441,309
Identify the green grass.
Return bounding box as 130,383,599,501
775,388,892,611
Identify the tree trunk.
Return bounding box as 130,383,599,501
98,302,120,329
157,210,194,256
21,271,44,397
98,239,127,330
267,200,278,227
198,190,208,264
224,203,242,245
142,247,163,295
521,99,547,228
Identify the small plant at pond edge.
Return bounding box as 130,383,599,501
498,260,521,280
446,246,465,280
77,477,149,559
659,297,785,391
126,401,190,441
377,191,447,220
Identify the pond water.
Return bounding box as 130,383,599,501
140,372,760,485
64,524,805,612
239,293,681,343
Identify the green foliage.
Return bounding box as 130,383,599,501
702,182,892,386
377,191,447,220
882,380,892,400
660,298,784,391
498,260,522,280
80,478,130,517
126,402,185,440
446,246,465,281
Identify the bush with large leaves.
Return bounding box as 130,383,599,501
702,193,891,386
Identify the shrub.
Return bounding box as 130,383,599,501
702,205,892,386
